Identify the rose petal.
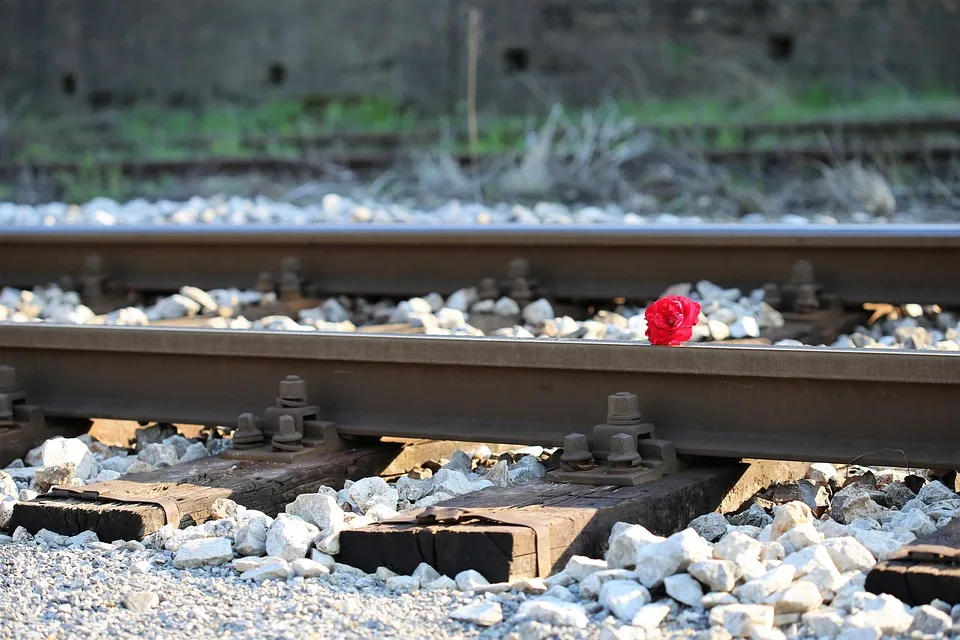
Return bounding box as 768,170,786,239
644,295,700,346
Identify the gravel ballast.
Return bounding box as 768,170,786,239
4,280,959,351
3,426,960,639
0,194,917,228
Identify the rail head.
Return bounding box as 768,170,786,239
3,224,960,249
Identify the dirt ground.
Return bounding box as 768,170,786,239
88,419,206,447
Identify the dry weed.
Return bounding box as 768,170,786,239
497,102,654,205
819,161,897,218
398,102,657,208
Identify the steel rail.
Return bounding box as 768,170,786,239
1,324,958,469
3,225,960,305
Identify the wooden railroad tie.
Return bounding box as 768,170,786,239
5,439,518,541
338,460,808,583
8,434,811,585
866,518,960,606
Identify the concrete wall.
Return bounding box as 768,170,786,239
1,0,957,115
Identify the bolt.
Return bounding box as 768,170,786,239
607,433,641,467
255,271,275,294
84,254,104,273
508,258,530,279
560,433,595,471
509,277,532,307
81,254,107,297
278,375,307,407
560,433,593,462
281,256,302,275
561,433,592,461
280,258,303,300
279,271,301,299
0,366,16,392
794,284,820,313
790,260,815,287
606,392,642,425
478,277,499,301
232,412,264,449
272,415,304,452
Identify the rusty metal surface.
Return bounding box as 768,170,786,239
1,324,958,468
3,225,960,305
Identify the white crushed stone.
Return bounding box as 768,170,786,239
40,437,98,482
3,427,228,503
450,600,503,626
240,558,294,582
0,194,910,229
172,537,233,569
598,580,651,623
3,428,960,640
827,307,960,351
264,514,319,561
8,276,958,353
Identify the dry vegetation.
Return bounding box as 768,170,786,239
357,102,959,222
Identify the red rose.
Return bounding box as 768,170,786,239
644,295,702,346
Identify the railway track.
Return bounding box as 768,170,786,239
3,213,960,620
3,225,960,306
3,242,960,617
1,323,958,470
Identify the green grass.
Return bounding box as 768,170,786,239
4,85,960,203
612,85,960,127
10,85,960,163
8,95,424,163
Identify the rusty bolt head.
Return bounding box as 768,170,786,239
84,254,104,273
280,271,301,290
235,412,259,433
795,284,820,312
233,413,264,447
478,277,499,299
607,392,642,425
255,271,275,292
560,433,593,463
278,375,307,402
281,257,302,276
277,414,296,434
790,260,815,287
272,414,304,448
508,257,530,279
510,277,532,297
607,433,641,464
0,366,16,392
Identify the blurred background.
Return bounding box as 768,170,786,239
1,0,959,221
